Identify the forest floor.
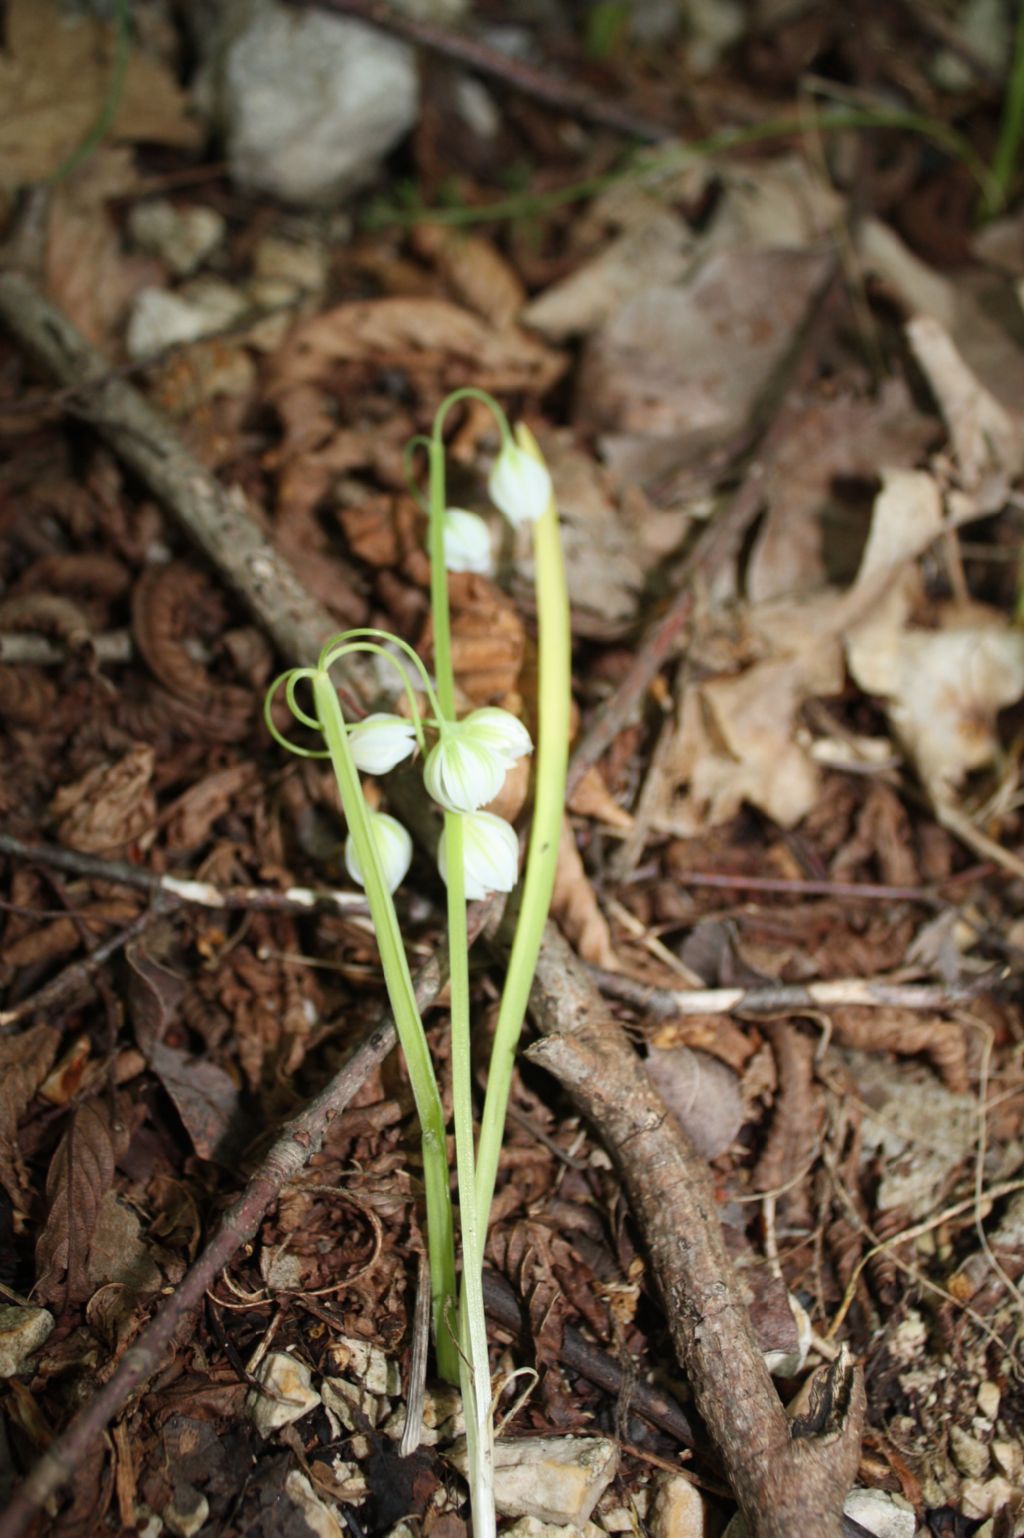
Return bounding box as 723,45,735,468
2,2,1024,1536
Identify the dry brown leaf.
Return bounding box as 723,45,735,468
45,148,160,345
0,1023,59,1206
644,1045,744,1160
550,819,618,969
746,382,936,605
830,1008,968,1093
0,0,199,189
567,764,633,829
148,1042,244,1165
521,209,692,342
267,296,564,399
422,573,525,705
50,744,156,853
36,1097,129,1305
576,246,831,481
906,315,1024,486
411,224,526,330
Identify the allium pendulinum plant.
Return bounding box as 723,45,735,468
264,391,570,1538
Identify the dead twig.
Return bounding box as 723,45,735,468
526,925,866,1538
587,966,1006,1019
0,832,368,920
288,0,673,144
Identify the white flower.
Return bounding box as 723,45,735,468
488,434,552,528
345,812,413,894
423,709,531,812
459,707,532,767
438,811,520,900
347,713,418,775
424,723,506,814
442,508,493,575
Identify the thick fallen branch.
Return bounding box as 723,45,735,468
527,926,866,1538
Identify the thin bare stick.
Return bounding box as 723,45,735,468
660,864,994,903
288,0,672,143
526,925,865,1538
0,832,368,919
588,965,1005,1019
0,943,455,1538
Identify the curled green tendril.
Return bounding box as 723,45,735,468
403,435,435,514
264,669,332,760
317,627,443,733
431,387,511,448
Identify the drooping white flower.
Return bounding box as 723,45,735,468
488,435,552,528
438,810,520,900
347,713,418,775
442,508,493,575
424,723,506,814
459,707,532,767
345,811,413,894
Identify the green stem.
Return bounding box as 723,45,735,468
427,408,496,1533
311,671,459,1385
367,105,997,229
428,438,457,722
475,426,571,1230
51,0,130,184
987,1,1024,216
446,812,495,1538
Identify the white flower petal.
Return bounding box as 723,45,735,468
488,439,552,528
461,707,532,765
347,713,418,775
442,508,493,575
438,810,520,900
345,811,412,894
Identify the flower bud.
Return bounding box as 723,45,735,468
438,810,520,900
347,713,418,775
442,508,493,575
424,725,506,814
488,434,552,527
345,811,412,894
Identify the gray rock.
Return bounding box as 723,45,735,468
202,0,418,206
0,1306,54,1378
246,1349,321,1436
451,1436,618,1524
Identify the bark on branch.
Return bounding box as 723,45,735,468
527,926,866,1538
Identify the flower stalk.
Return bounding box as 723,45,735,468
266,389,570,1538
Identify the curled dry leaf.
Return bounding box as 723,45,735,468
147,1042,245,1166
753,1023,822,1224
35,1096,131,1305
0,1023,59,1206
830,1008,968,1093
131,564,254,742
0,665,57,725
550,818,618,970
50,744,157,853
163,762,260,852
